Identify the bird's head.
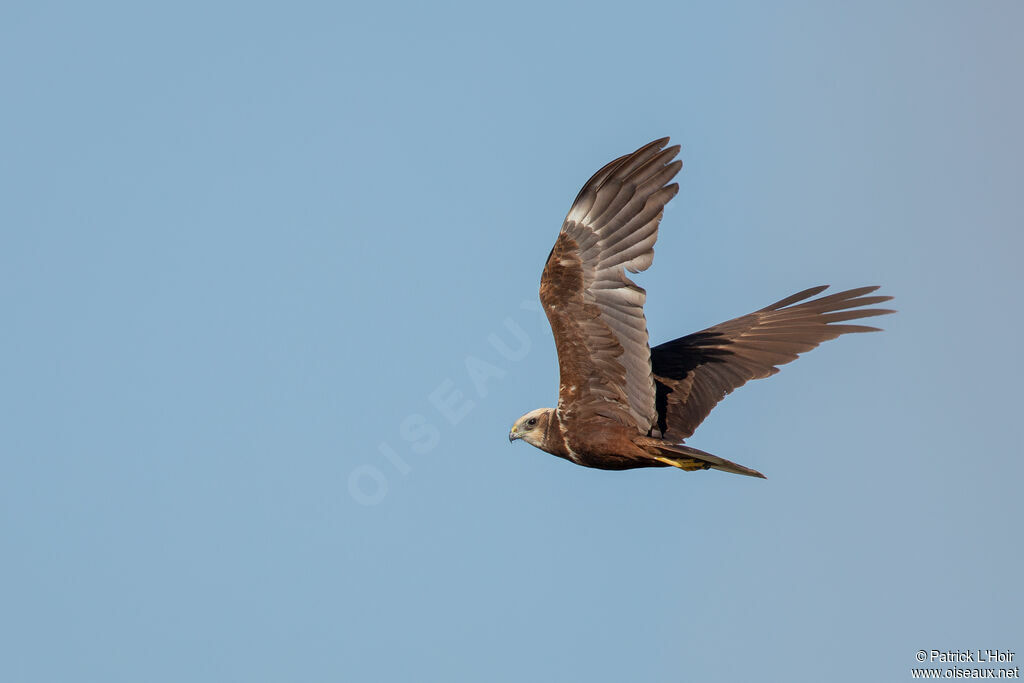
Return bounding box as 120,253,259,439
509,408,555,449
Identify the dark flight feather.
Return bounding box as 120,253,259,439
650,286,894,441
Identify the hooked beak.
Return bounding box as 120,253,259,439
509,427,521,443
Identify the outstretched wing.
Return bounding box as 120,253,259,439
651,285,895,440
539,138,682,433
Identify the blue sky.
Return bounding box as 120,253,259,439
2,2,1022,681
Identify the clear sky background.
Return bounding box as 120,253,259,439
2,2,1021,681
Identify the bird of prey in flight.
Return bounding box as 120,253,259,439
508,138,893,478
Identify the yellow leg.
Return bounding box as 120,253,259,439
652,455,711,472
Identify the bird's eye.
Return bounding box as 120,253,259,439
527,418,537,426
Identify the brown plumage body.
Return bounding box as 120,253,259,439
508,138,893,478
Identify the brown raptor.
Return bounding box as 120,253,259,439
508,138,893,478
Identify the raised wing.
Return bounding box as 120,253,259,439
540,138,682,433
651,285,895,440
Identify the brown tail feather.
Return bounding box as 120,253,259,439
639,439,766,479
